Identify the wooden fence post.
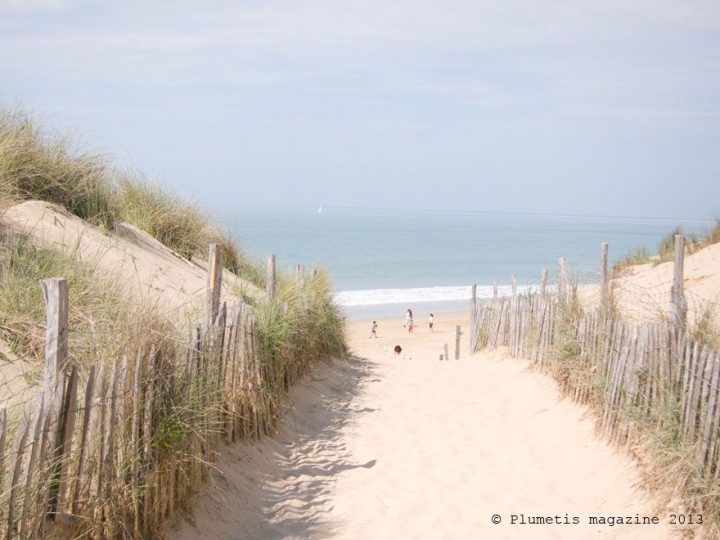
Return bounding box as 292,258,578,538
267,255,276,301
0,408,6,526
207,244,224,326
540,268,548,297
444,343,449,362
295,264,305,287
511,274,518,300
600,242,609,312
558,257,568,306
670,235,687,330
40,278,68,418
454,326,461,360
492,281,498,303
470,285,477,352
40,278,69,522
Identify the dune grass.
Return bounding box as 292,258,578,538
0,108,265,286
254,269,346,387
0,106,344,372
614,222,720,274
0,109,116,227
0,230,181,372
0,106,348,538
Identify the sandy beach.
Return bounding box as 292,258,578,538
171,311,682,539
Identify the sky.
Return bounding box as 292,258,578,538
1,0,719,219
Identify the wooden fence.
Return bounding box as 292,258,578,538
469,236,720,483
0,246,304,539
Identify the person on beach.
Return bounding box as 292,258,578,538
394,345,402,356
408,317,414,333
370,321,378,338
404,308,412,327
429,313,434,332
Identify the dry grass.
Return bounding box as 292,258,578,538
0,106,348,539
0,109,115,227
0,108,265,287
614,222,720,274
254,269,346,389
0,229,182,370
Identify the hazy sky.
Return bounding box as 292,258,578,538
2,1,719,219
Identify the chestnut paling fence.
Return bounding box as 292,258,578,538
0,247,312,539
469,236,720,485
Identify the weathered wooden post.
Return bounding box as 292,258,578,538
540,268,548,297
670,235,687,330
41,278,69,417
454,326,461,360
40,278,72,519
558,257,568,306
492,281,498,303
207,244,224,326
470,284,477,352
444,343,449,362
267,254,276,301
511,274,518,300
600,242,609,312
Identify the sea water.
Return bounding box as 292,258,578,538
217,206,713,320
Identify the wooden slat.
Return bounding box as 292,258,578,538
18,395,44,539
130,353,142,538
56,366,78,516
0,408,7,528
6,405,32,540
93,363,109,539
207,244,224,326
699,353,720,474
142,351,156,536
266,254,276,301
72,366,95,515
685,347,708,442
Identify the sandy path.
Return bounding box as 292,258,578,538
171,313,683,539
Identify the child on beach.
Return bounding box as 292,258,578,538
370,321,378,338
408,317,414,333
429,313,434,332
393,345,411,360
404,308,412,328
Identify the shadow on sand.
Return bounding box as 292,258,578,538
249,355,377,539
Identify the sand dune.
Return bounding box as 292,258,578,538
580,241,720,326
2,200,262,317
170,313,687,539
0,200,265,411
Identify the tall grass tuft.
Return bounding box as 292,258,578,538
114,174,210,260
0,107,266,287
0,109,116,227
255,269,346,391
614,221,720,274
0,230,181,369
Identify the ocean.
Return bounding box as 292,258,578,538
217,206,713,319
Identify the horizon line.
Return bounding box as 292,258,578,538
207,202,718,225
